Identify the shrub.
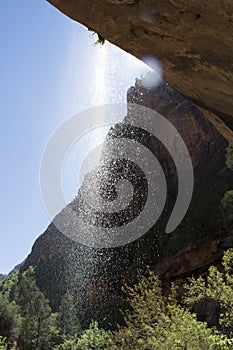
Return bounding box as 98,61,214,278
226,145,233,171
184,249,233,336
55,321,111,350
110,270,232,349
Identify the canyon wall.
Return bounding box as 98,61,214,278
22,80,232,326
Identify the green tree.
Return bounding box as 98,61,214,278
110,270,232,349
16,266,36,310
184,249,233,337
54,334,80,350
226,145,233,171
55,321,111,350
16,266,57,350
0,270,19,302
57,291,81,336
221,190,233,222
76,321,111,350
0,337,7,350
144,305,233,350
0,293,20,342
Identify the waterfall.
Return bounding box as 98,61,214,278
60,28,159,208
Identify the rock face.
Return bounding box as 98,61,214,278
22,81,232,326
127,80,227,194
153,238,224,278
47,0,233,143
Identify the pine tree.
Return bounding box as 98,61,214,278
0,270,19,302
16,267,56,350
57,291,81,337
0,293,20,342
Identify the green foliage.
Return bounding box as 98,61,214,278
16,266,57,349
57,291,81,337
110,270,232,349
184,249,233,336
120,270,174,334
221,190,233,222
0,337,7,350
0,270,19,302
0,293,20,340
15,266,36,311
220,145,233,226
226,145,233,171
92,298,129,330
0,267,83,349
143,305,233,350
76,321,111,350
3,255,233,350
55,321,111,350
54,334,80,350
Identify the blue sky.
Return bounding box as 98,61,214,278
0,0,153,274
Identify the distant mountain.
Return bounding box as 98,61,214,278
0,274,5,281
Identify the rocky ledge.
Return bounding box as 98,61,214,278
47,0,233,143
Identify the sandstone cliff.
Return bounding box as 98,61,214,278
47,0,233,143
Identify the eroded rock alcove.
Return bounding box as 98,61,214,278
47,0,233,143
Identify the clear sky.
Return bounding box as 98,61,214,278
0,0,153,274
